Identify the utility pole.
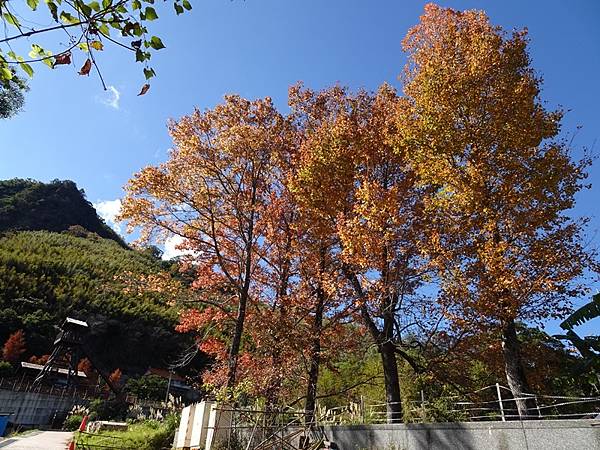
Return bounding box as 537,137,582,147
165,371,173,402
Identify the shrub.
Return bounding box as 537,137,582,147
77,415,180,450
0,360,14,377
141,415,179,450
63,414,84,431
125,374,168,401
89,398,128,421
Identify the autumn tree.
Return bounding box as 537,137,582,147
281,87,361,423
163,103,356,416
289,84,443,423
2,329,26,363
78,357,98,384
120,95,291,390
399,4,597,417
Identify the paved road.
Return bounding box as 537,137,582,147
0,431,73,449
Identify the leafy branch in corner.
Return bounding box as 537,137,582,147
0,0,193,94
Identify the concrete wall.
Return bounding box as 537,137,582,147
319,420,600,450
0,389,86,427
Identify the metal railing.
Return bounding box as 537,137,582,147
314,384,600,424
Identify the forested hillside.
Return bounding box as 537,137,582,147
0,179,126,247
0,230,190,374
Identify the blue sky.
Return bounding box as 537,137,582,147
1,0,599,333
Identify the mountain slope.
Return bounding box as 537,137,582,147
0,230,189,374
0,178,126,247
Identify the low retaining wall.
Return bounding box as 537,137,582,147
0,389,86,427
319,420,600,450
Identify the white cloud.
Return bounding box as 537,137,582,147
163,235,197,260
94,199,123,234
101,85,121,109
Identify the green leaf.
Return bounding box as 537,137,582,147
3,13,21,27
78,42,90,52
0,67,13,81
26,0,40,11
19,62,34,78
102,0,111,8
98,23,110,35
182,0,192,11
77,2,92,17
149,36,165,50
144,6,158,21
121,21,135,35
133,23,144,37
29,44,44,59
45,1,58,21
174,2,183,14
88,1,100,11
132,0,141,10
59,11,78,24
28,45,55,68
561,293,600,330
43,60,55,69
143,67,156,80
135,49,146,62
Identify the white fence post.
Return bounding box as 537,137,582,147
360,395,366,424
534,396,542,418
496,383,506,422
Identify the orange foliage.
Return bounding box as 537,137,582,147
108,368,122,388
399,4,595,327
2,330,26,363
117,4,597,414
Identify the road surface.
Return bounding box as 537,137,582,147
0,431,72,449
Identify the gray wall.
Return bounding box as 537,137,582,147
0,389,86,427
317,420,600,450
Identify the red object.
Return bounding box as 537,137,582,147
68,440,76,450
78,415,88,432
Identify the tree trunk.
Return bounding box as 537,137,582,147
349,270,404,424
501,319,532,419
304,285,325,426
227,291,248,388
380,341,403,423
227,209,255,389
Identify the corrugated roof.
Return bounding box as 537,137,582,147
21,362,87,378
